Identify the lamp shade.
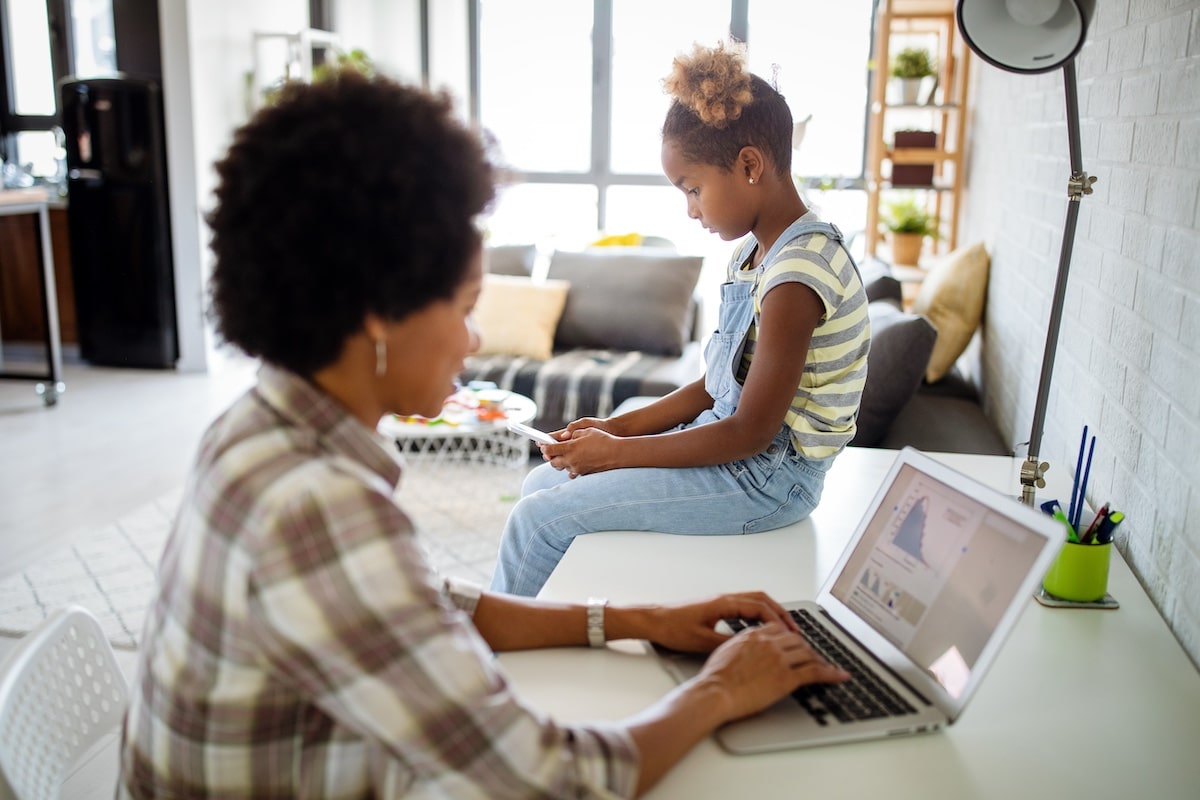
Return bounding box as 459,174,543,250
957,0,1095,74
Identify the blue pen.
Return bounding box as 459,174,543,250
1074,436,1095,531
1068,426,1088,533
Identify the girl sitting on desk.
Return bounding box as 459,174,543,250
491,42,869,598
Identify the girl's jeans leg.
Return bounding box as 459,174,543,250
488,454,829,597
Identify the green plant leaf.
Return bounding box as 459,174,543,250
880,195,939,237
890,47,936,79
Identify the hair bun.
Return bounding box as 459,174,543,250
662,41,753,130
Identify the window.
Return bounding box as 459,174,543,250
608,0,730,175
68,0,117,78
0,0,114,180
474,0,874,257
5,0,57,116
745,0,873,182
479,1,593,174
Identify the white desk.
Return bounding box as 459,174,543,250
497,448,1200,799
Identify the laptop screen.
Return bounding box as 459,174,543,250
829,462,1049,699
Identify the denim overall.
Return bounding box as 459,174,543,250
489,218,841,597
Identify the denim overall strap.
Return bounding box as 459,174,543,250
702,277,756,419
758,218,847,269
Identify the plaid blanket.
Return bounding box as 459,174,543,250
461,346,701,431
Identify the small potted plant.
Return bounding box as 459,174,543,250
881,196,939,266
890,47,936,105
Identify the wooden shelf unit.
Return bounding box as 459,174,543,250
865,0,971,264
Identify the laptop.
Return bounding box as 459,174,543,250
655,447,1064,753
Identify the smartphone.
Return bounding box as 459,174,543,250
507,420,557,445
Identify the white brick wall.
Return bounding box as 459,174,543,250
960,0,1200,667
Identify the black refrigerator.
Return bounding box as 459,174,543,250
60,76,178,368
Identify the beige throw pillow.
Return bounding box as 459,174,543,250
910,242,990,383
474,274,570,361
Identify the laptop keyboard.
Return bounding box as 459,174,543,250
726,610,917,726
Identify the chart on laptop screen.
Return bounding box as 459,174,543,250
840,471,986,649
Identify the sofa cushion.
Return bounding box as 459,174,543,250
911,242,990,383
878,392,1010,455
863,274,904,305
858,256,905,304
851,300,938,448
485,244,538,276
474,275,570,361
547,250,704,356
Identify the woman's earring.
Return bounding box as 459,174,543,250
748,178,756,185
375,339,387,378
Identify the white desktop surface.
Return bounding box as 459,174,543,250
497,448,1200,799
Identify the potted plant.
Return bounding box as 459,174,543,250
881,196,939,266
890,46,936,105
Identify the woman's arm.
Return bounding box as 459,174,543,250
472,589,847,797
543,282,823,475
471,590,798,653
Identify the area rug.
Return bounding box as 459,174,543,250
0,460,527,650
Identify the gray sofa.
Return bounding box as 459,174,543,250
852,258,1009,455
467,245,1009,456
461,245,706,433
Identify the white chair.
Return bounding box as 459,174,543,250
0,606,130,800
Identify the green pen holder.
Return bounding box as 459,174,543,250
1042,541,1112,603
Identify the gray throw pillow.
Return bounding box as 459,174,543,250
485,244,538,276
863,274,903,305
851,300,938,447
547,250,704,356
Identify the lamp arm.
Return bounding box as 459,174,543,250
1020,61,1096,505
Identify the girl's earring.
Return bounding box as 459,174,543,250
375,339,388,378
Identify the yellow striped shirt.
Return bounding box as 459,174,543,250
732,230,870,459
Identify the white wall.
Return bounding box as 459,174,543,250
331,0,422,83
960,0,1200,667
158,1,432,372
157,0,205,372
158,0,311,372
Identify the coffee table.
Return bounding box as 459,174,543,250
378,387,537,469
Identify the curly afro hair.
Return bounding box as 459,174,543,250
207,72,496,375
662,42,793,177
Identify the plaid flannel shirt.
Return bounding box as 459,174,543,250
119,365,639,798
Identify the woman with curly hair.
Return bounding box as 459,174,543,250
117,73,845,799
492,42,870,597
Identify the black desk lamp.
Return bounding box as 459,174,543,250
955,0,1097,505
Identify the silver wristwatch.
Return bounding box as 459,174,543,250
586,597,608,648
